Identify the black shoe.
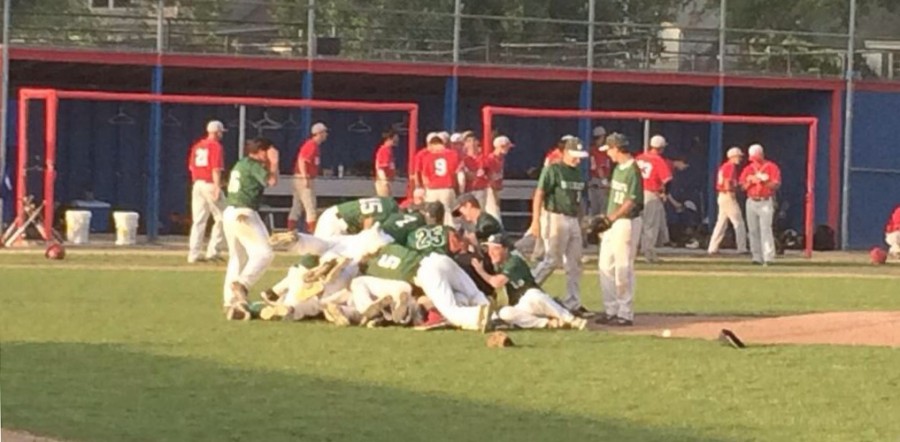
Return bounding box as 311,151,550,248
570,305,597,319
593,313,616,325
260,289,280,304
609,317,633,327
719,329,745,349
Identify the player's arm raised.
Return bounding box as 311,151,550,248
471,257,508,289
266,147,280,187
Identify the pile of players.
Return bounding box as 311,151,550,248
226,194,588,332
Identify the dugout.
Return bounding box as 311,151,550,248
5,52,900,247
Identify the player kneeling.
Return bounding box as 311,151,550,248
471,234,587,330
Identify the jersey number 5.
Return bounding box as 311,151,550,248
377,254,402,270
359,198,384,215
194,148,209,167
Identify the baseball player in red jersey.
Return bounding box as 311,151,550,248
708,147,748,255
288,122,328,233
885,205,900,259
421,132,460,226
588,126,612,216
739,144,782,265
635,135,673,263
411,136,435,190
461,131,489,208
374,129,398,197
187,120,226,263
483,135,513,224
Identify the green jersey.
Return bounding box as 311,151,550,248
499,254,540,305
537,163,585,217
364,244,424,282
336,197,399,234
607,159,644,219
226,157,269,210
473,212,503,242
381,212,426,243
406,225,452,255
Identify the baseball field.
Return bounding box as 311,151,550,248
1,250,898,442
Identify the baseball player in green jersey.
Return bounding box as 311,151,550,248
406,202,459,256
471,234,587,330
223,138,279,320
380,211,426,243
596,133,644,326
315,196,400,238
360,243,491,331
529,137,592,317
452,193,503,244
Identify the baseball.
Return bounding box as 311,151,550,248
661,329,672,338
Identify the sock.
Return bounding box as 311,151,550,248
287,219,297,232
306,220,316,234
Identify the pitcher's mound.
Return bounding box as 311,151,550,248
592,311,900,347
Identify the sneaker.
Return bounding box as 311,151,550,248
391,292,412,324
570,317,588,331
593,313,617,325
414,309,451,331
477,303,494,333
260,289,281,305
361,297,392,321
225,303,251,321
323,303,351,327
229,282,249,305
609,317,634,327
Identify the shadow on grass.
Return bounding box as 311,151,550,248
1,342,732,442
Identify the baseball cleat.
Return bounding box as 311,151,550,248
593,313,617,325
609,317,634,327
303,257,350,284
260,289,281,305
259,304,292,321
268,230,299,247
413,309,451,331
391,292,412,324
229,281,249,305
719,329,746,349
323,303,351,327
225,303,251,321
361,297,392,321
570,317,588,331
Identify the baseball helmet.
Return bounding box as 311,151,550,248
45,243,66,260
421,202,445,225
869,247,888,265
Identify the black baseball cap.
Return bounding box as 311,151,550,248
484,233,510,248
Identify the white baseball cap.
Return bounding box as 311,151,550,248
450,132,464,143
561,134,576,141
427,132,443,144
727,147,744,158
493,135,514,149
748,143,764,158
206,120,226,133
437,131,450,143
592,126,607,137
650,135,667,149
311,122,328,135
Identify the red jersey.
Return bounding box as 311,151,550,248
484,153,505,190
188,138,224,183
885,205,900,233
463,154,489,191
421,148,460,189
544,149,563,167
635,151,673,193
295,138,320,177
589,148,611,180
374,143,395,180
715,161,739,193
739,160,781,199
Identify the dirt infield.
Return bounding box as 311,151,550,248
592,311,900,347
1,429,65,442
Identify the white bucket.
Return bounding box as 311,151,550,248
113,211,140,246
65,210,92,245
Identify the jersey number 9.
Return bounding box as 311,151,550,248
434,158,448,176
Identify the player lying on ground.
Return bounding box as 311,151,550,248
314,196,400,238
470,234,587,330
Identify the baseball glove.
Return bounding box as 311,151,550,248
486,331,515,348
269,230,299,247
585,215,613,245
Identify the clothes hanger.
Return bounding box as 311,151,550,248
348,116,372,133
252,110,283,130
108,106,135,125
390,116,409,134
162,110,182,127
283,111,302,128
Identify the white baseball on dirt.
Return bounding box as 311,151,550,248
661,329,672,338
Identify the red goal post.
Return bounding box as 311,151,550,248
15,87,419,240
481,105,818,258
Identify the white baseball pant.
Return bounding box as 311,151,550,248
313,206,349,239
587,178,609,216
887,231,900,257
707,192,748,254
222,207,274,306
349,276,413,318
271,265,323,321
640,191,664,261
498,288,576,329
188,181,225,262
424,188,456,226
746,198,776,263
288,177,317,224
293,228,394,264
531,212,583,310
515,210,550,261
484,188,503,226
416,253,488,330
599,216,642,321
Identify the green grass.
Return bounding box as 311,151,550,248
2,254,899,442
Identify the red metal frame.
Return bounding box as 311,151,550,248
15,87,419,241
482,105,819,258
